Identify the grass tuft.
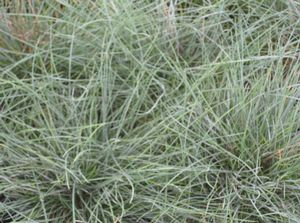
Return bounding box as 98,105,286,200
1,0,300,222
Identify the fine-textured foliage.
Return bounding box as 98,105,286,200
1,0,300,222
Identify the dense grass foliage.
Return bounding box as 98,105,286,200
1,0,300,222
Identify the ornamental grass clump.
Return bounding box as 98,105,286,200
1,0,300,222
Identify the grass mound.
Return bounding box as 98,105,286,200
1,0,300,222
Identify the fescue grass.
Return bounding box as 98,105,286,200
1,0,300,222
